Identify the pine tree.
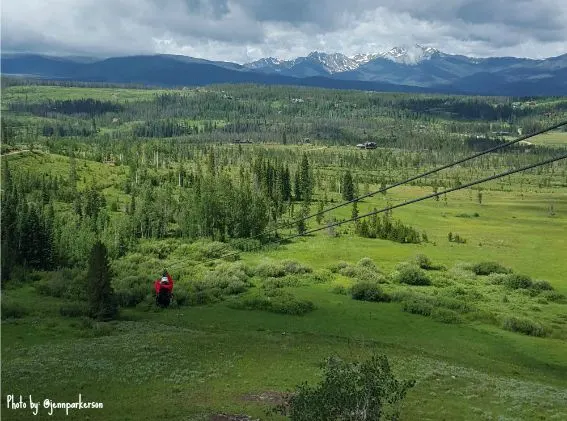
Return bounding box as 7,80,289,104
299,154,312,202
87,241,118,320
294,170,302,201
342,171,354,201
316,200,325,225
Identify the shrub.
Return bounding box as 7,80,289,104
486,273,509,285
228,292,315,315
531,280,554,292
394,265,431,286
472,262,510,276
388,290,413,303
1,300,29,319
310,269,332,284
273,354,415,421
281,260,312,275
328,261,349,273
229,238,262,252
354,267,386,283
432,308,462,324
193,289,221,305
436,296,472,313
138,240,180,259
541,291,566,303
401,297,433,316
255,261,287,278
504,274,533,290
262,276,303,289
356,257,379,272
338,265,358,278
331,285,348,295
413,254,433,270
35,268,87,300
203,262,251,288
224,280,250,295
351,282,391,302
174,289,190,306
59,302,89,318
116,288,147,307
502,316,547,337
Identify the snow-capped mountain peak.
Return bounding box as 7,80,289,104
244,44,443,74
245,57,285,70
306,51,359,73
350,53,381,65
380,44,440,65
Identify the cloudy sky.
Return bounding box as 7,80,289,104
2,0,566,62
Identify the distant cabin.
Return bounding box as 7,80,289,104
356,142,377,149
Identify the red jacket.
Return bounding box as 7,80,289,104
154,273,174,295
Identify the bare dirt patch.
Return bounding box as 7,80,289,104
209,415,259,421
241,391,290,406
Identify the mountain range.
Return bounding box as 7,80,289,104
2,45,567,96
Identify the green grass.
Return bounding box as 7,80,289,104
529,131,567,147
3,147,567,420
1,85,177,106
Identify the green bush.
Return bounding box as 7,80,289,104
401,297,433,316
472,262,510,276
116,288,147,307
255,261,287,278
224,280,250,295
432,308,462,324
351,282,391,302
1,299,29,319
255,260,312,278
394,265,431,286
541,291,566,303
35,268,88,301
59,302,89,318
228,238,262,252
138,240,180,259
113,275,152,307
173,289,190,306
355,267,386,283
331,285,348,295
486,273,509,285
310,269,332,284
328,261,349,273
281,260,312,275
504,274,533,289
172,240,238,262
262,276,303,289
356,257,379,272
204,262,251,286
413,254,433,269
435,296,472,313
193,289,221,305
273,354,415,421
228,292,315,315
502,316,547,337
531,280,554,292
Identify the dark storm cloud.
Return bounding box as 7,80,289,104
1,0,566,61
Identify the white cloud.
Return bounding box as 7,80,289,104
1,0,566,62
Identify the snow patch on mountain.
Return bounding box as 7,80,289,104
379,44,440,65
245,44,443,73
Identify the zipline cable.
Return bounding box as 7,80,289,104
191,151,567,268
237,120,567,242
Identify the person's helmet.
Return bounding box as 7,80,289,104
160,276,169,284
162,269,168,277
